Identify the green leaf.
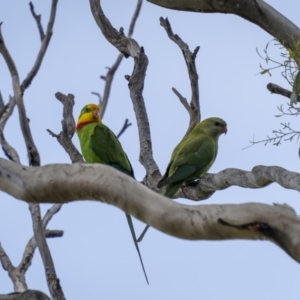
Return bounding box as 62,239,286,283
260,69,269,75
290,92,298,105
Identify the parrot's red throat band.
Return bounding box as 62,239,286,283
76,120,98,131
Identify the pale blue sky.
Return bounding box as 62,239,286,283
0,1,299,299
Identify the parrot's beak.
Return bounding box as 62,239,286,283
223,126,227,135
93,109,99,118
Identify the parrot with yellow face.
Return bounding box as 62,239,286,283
76,103,148,284
137,117,227,242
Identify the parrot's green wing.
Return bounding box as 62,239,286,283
78,122,149,284
159,134,217,188
139,118,226,243
90,124,134,177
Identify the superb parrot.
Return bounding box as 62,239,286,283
76,103,148,284
137,117,227,242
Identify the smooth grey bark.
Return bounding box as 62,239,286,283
0,159,300,262
147,0,300,60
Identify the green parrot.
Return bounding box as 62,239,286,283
76,103,148,284
137,117,227,242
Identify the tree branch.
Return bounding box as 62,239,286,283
96,0,143,119
89,0,141,58
29,2,45,41
178,165,300,200
19,230,63,275
48,92,83,163
0,290,50,300
0,159,300,262
0,96,19,163
267,83,300,102
116,119,132,138
0,9,65,299
147,0,300,61
0,230,63,293
0,23,40,166
90,0,161,189
22,0,58,91
160,17,200,136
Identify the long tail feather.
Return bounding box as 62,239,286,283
125,213,149,284
138,181,183,243
137,225,150,243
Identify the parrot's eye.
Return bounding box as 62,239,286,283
214,121,220,126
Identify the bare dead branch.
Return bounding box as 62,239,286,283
91,91,102,104
90,0,161,188
128,0,143,37
18,204,63,276
98,0,143,119
48,92,84,163
29,2,45,41
0,243,13,272
267,82,300,102
28,205,65,300
160,17,200,136
55,92,76,138
127,48,161,186
116,119,132,138
99,54,123,119
19,230,63,275
0,97,20,163
0,91,4,109
0,290,50,300
90,0,141,58
0,24,40,166
42,204,63,228
172,87,190,112
0,229,63,293
177,165,300,201
0,14,65,300
0,160,300,262
22,0,58,91
147,0,300,59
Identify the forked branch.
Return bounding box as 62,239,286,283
160,17,200,136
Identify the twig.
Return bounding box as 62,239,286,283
0,229,63,293
267,82,300,102
99,54,123,119
48,92,84,163
97,0,143,119
42,204,63,227
0,91,4,109
19,230,63,275
117,119,132,138
172,88,190,112
19,204,64,275
243,122,300,149
0,96,19,163
28,205,65,300
22,0,58,91
0,23,40,166
91,91,102,104
29,2,45,41
128,0,142,38
160,17,200,136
